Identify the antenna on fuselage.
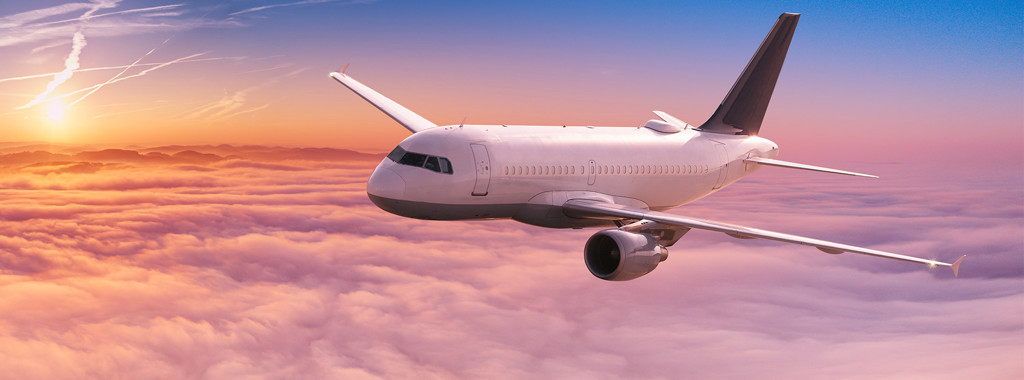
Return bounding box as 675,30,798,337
459,117,466,128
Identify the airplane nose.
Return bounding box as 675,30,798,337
367,167,406,199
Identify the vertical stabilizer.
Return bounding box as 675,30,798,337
700,13,799,136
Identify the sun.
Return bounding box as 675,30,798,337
45,101,66,122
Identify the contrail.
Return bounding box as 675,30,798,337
62,0,226,109
27,4,185,28
0,56,245,84
48,53,207,104
66,35,174,107
18,31,86,109
230,0,345,16
18,0,120,110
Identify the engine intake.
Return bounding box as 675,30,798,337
584,229,668,281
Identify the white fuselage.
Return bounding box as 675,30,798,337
367,123,779,228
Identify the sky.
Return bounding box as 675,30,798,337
0,0,1020,156
0,0,1022,379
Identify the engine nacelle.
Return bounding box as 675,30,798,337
584,229,668,281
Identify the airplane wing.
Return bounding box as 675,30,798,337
329,70,437,133
562,199,965,277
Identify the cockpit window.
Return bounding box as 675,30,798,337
386,146,453,174
398,151,427,167
438,158,452,174
387,146,406,162
424,156,440,172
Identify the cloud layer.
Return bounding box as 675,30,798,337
0,145,1020,379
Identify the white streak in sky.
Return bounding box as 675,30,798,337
182,68,306,121
219,103,270,120
66,33,176,108
229,0,367,16
0,3,93,28
0,56,245,84
48,53,208,104
18,31,88,110
30,40,71,54
27,4,185,28
18,0,121,110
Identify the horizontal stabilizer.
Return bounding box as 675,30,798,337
744,157,877,178
330,71,436,133
652,111,691,129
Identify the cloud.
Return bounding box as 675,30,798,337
0,145,1019,378
0,2,95,29
229,0,375,16
182,68,306,121
0,2,234,48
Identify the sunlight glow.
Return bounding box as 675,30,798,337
46,101,66,122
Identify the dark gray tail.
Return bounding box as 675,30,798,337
699,13,799,136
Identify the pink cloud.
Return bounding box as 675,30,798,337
0,145,1019,378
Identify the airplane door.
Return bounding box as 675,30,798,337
588,160,596,185
712,142,728,190
470,144,491,196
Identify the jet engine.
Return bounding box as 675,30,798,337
584,229,668,281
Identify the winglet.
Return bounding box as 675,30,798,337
340,63,350,74
951,255,966,278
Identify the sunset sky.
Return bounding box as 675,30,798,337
0,1,1021,378
0,0,1020,157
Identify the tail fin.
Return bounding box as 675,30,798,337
700,13,799,136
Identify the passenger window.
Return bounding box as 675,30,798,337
424,156,440,172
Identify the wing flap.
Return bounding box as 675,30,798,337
563,199,964,276
330,71,436,133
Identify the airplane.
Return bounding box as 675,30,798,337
330,13,965,281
